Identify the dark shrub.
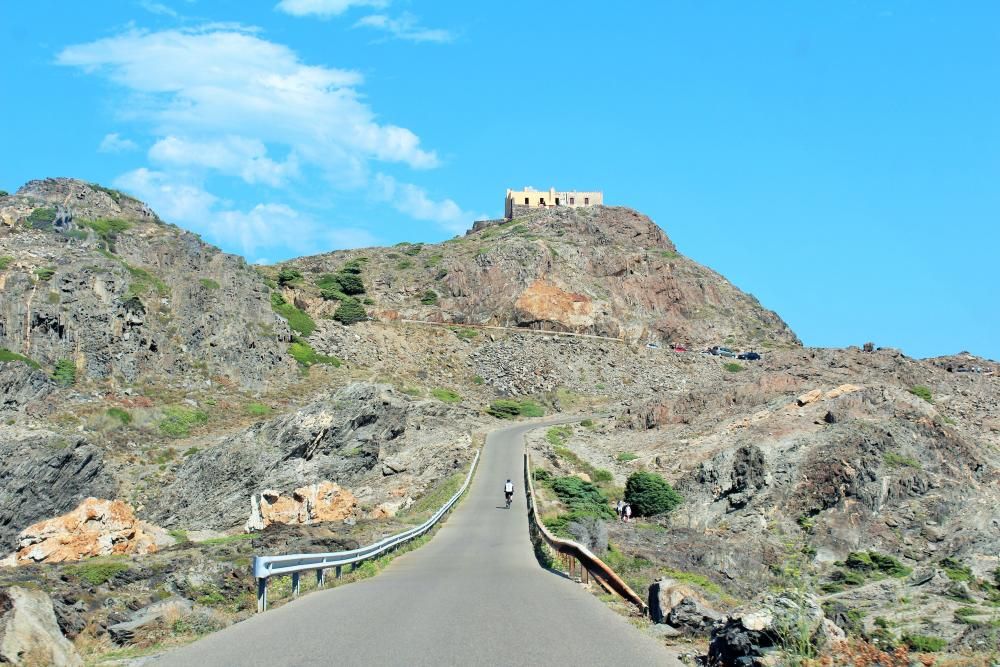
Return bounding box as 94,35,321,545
333,299,367,325
277,268,302,286
624,471,682,517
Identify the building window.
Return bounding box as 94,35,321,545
584,197,590,205
570,197,575,205
524,197,529,205
539,198,545,205
555,197,560,205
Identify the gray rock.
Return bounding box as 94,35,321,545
666,596,724,634
0,586,82,666
108,597,193,645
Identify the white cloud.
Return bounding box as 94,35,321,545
373,173,479,233
98,133,139,153
115,168,375,257
149,135,299,187
57,27,437,173
354,13,453,43
139,1,178,17
276,0,387,18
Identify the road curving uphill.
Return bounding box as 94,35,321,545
152,421,681,666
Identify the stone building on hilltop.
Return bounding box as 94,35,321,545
504,187,603,219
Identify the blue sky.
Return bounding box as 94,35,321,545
1,1,997,360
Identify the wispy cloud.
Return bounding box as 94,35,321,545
98,132,138,153
275,0,386,18
354,13,453,43
373,173,481,234
138,0,179,17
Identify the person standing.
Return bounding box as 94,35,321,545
624,503,632,523
616,499,625,520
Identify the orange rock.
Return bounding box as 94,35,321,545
514,279,594,330
4,498,161,566
825,384,862,400
796,389,823,406
246,482,357,531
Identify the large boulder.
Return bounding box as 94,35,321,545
0,586,82,666
245,481,357,532
108,597,193,645
3,498,170,565
666,597,725,634
707,592,842,666
0,427,116,550
648,577,708,624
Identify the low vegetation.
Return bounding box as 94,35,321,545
52,359,77,386
487,398,544,419
0,256,12,270
908,385,933,402
844,550,911,578
199,278,220,290
68,561,129,586
106,407,132,425
271,292,316,336
616,452,638,463
883,451,921,468
0,348,39,369
420,290,439,305
288,340,341,367
277,268,302,286
83,218,131,249
723,362,744,373
159,405,209,438
430,388,461,403
245,403,272,416
332,299,367,325
27,207,57,227
35,267,55,281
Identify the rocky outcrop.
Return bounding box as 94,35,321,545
156,383,478,531
0,586,82,666
0,427,115,550
0,178,294,389
245,482,357,532
0,361,51,412
3,498,168,565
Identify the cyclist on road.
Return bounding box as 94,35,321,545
504,479,515,508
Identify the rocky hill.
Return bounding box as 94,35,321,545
0,179,996,664
276,205,799,349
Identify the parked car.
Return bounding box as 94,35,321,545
710,346,736,357
738,351,761,361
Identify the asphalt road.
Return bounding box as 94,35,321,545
153,421,681,666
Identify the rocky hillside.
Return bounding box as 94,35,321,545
0,178,294,390
276,205,799,349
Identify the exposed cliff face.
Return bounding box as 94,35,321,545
0,178,294,390
280,205,799,348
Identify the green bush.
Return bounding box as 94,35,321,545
548,476,615,523
27,207,57,228
420,290,439,305
106,407,132,425
35,267,55,281
472,375,484,385
68,561,129,586
199,278,220,290
908,385,933,402
401,243,423,256
430,388,461,403
271,292,316,336
159,406,209,438
624,471,682,517
532,468,552,482
288,340,341,367
83,218,131,248
592,468,614,483
395,259,414,270
245,403,272,416
844,551,911,578
52,359,77,386
334,272,365,295
487,399,544,419
723,362,744,373
333,299,367,325
0,256,12,270
277,268,302,286
939,557,973,582
546,425,572,446
0,348,39,369
901,634,946,652
616,452,639,463
883,451,921,468
341,258,365,274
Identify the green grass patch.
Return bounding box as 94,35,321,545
199,278,220,290
883,451,921,469
271,292,316,336
288,340,342,367
420,290,439,305
487,398,544,419
844,550,911,578
430,388,461,403
34,267,55,281
246,403,272,416
0,348,39,369
658,566,724,596
908,385,933,402
169,529,189,543
52,359,77,386
125,264,169,299
158,405,209,438
451,327,478,340
657,249,680,259
400,386,422,396
546,425,573,447
82,218,132,248
199,533,254,546
106,407,132,425
901,633,946,652
939,557,974,582
395,259,414,270
723,362,744,373
27,207,57,227
616,452,639,463
472,375,484,385
0,256,12,270
68,561,129,586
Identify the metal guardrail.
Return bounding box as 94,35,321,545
523,449,649,615
251,449,481,612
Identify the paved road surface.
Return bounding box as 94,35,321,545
154,421,681,666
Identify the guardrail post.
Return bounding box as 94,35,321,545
316,569,326,588
292,572,300,598
256,578,268,613
581,563,589,584
335,565,342,579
